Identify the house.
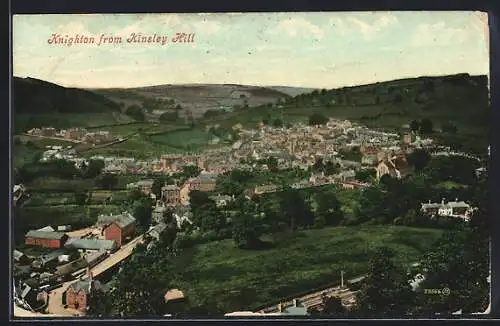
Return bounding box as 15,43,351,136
209,194,233,208
148,223,167,242
152,201,167,223
161,185,181,205
376,155,413,180
13,250,31,265
100,213,136,247
64,271,104,312
136,179,155,195
64,238,118,253
25,230,69,249
188,174,217,192
420,199,474,220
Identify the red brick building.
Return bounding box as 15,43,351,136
101,214,136,247
24,230,68,249
65,272,103,312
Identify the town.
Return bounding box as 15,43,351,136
13,116,487,317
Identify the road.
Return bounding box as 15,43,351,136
18,234,145,318
23,134,84,144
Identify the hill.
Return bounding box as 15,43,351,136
92,84,290,119
12,77,131,132
210,73,489,154
265,86,317,97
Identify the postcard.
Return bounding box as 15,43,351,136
11,12,490,318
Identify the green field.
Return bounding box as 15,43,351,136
173,225,443,312
14,112,135,133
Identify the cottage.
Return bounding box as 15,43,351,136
100,213,136,247
25,230,68,249
161,185,181,205
64,272,104,312
376,155,413,180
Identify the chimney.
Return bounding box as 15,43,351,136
278,302,283,313
293,299,297,307
455,198,458,202
442,198,445,205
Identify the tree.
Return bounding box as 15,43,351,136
355,168,376,183
152,178,165,199
407,149,431,172
312,157,325,172
159,111,179,123
441,121,458,134
267,156,279,172
315,191,343,226
308,113,329,126
133,198,153,230
273,118,283,128
322,296,345,316
83,159,105,179
324,161,339,176
125,105,145,121
74,189,89,205
95,174,118,190
232,212,261,249
182,165,201,179
393,93,403,103
419,118,433,134
356,247,415,317
280,188,314,230
409,120,420,132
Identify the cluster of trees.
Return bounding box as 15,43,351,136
308,113,329,126
312,157,340,176
159,111,179,123
410,118,434,134
142,98,177,111
354,203,489,316
16,159,107,184
125,105,146,121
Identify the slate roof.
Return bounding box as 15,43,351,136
64,238,117,251
98,213,136,229
25,230,67,240
162,185,180,191
136,179,154,186
68,279,103,295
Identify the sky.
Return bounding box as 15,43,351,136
12,12,489,89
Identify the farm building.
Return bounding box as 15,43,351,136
99,213,136,247
64,238,118,253
64,272,104,312
25,230,69,249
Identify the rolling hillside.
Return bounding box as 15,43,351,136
92,84,290,118
12,77,132,132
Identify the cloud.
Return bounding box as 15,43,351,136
410,21,474,47
55,22,98,37
193,20,222,35
329,12,398,40
268,17,325,40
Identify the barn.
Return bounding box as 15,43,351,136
101,214,136,247
25,230,69,249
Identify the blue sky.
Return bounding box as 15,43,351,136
13,12,489,89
